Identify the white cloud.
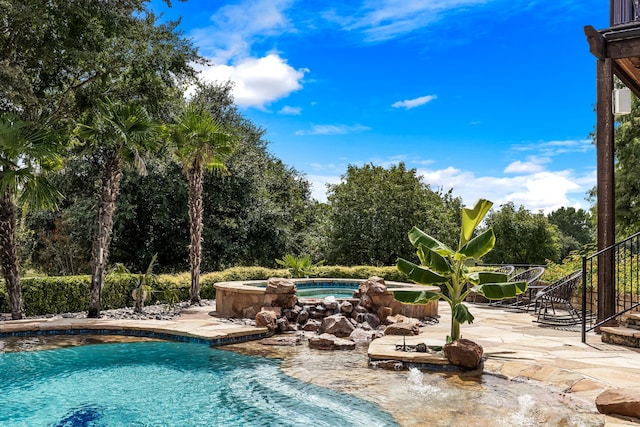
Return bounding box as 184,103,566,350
187,0,307,109
416,166,595,214
504,160,545,174
279,105,302,115
513,139,593,157
197,54,307,109
307,174,342,202
295,123,371,135
391,94,437,109
191,0,294,61
329,0,493,41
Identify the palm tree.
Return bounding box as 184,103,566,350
75,99,162,318
171,106,235,305
0,113,62,319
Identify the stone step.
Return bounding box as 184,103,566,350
601,326,640,348
624,313,640,329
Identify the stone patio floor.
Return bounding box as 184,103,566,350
370,302,640,426
2,302,640,425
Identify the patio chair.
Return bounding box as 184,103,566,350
534,270,582,325
470,265,515,303
490,266,545,310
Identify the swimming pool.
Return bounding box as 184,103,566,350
0,340,398,426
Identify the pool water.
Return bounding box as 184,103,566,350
0,341,398,426
295,282,358,299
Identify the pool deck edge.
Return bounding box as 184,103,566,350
0,306,271,346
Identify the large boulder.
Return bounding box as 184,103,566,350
340,301,353,314
264,278,298,309
596,387,640,418
443,339,484,369
265,277,296,294
255,310,278,331
384,316,420,336
308,333,356,350
349,328,376,344
302,319,321,332
319,314,356,338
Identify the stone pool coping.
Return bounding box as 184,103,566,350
0,306,271,345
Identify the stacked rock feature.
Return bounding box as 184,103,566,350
254,276,430,351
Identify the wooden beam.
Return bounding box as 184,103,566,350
596,57,617,324
585,25,607,59
607,37,640,59
614,59,640,97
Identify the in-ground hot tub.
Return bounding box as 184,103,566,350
214,278,439,319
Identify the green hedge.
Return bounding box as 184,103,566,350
0,265,410,316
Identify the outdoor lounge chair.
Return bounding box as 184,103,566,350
470,265,515,303
494,264,515,277
490,266,545,310
534,270,582,325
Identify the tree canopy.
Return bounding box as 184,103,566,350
326,163,461,266
482,203,561,265
1,0,200,122
547,206,594,258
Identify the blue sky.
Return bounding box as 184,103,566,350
152,0,607,212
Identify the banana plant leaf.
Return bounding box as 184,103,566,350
396,258,449,285
466,271,509,285
417,245,452,274
460,199,493,247
471,281,527,300
452,303,475,324
408,227,453,256
456,228,495,261
392,290,442,304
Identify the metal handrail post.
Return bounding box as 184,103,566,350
582,256,588,343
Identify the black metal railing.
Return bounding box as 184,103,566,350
581,231,640,342
612,0,640,27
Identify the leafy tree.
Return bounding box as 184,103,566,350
482,203,561,264
0,114,63,319
25,85,316,275
75,99,162,318
1,0,199,123
192,82,315,269
110,159,188,272
2,0,200,316
171,104,236,305
547,207,594,259
326,163,461,266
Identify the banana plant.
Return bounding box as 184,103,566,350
393,199,527,342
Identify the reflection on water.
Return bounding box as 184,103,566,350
1,334,604,427
224,338,604,427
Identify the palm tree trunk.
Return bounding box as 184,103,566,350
88,152,122,318
0,192,22,320
188,160,204,305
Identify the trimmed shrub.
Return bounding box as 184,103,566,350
0,265,411,316
21,276,90,316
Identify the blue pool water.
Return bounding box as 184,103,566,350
0,341,398,426
295,282,358,299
